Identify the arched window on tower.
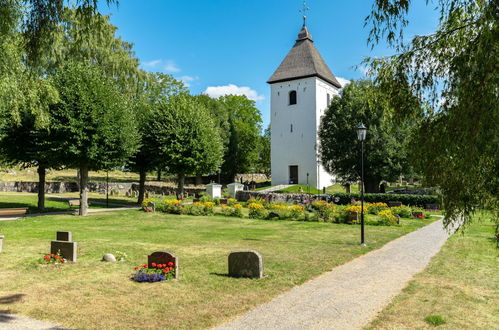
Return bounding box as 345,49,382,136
289,90,297,105
327,93,331,106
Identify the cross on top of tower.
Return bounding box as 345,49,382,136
299,1,310,25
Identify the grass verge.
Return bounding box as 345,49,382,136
0,210,435,329
367,212,498,329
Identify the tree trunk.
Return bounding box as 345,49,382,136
195,174,202,186
79,164,89,216
177,173,185,199
138,169,146,205
37,165,46,212
156,169,161,181
365,179,381,193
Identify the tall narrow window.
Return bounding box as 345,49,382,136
327,93,331,106
289,90,297,105
290,124,293,132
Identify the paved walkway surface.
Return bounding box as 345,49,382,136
217,217,454,330
257,185,293,193
0,311,63,329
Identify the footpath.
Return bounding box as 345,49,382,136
217,217,454,330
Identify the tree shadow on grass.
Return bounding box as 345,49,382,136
0,310,15,323
210,272,230,278
0,294,25,305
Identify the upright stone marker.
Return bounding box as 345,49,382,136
227,183,244,198
56,231,72,242
206,183,222,199
148,251,178,279
0,235,4,253
228,250,263,278
51,231,77,262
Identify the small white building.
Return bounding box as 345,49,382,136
268,22,341,189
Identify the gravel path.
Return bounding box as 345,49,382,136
216,217,454,330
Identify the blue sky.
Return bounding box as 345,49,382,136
100,1,439,129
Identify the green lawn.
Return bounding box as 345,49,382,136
0,210,436,329
0,193,136,213
367,212,498,329
275,184,322,194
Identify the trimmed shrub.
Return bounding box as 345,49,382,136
328,193,440,207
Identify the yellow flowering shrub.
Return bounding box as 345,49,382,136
141,198,154,208
378,209,399,226
248,202,267,219
345,205,369,213
367,202,389,215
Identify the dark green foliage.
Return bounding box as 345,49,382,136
49,62,138,170
218,95,262,180
256,125,271,178
365,0,498,227
146,94,223,196
328,192,439,207
318,80,413,192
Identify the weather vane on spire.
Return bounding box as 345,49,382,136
299,1,310,25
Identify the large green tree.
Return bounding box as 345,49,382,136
218,95,262,181
364,0,498,226
318,80,413,193
49,62,138,215
131,72,188,204
255,125,271,179
147,95,223,197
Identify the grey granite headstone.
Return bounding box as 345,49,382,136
51,241,77,262
228,250,263,278
0,235,4,253
56,231,72,242
102,253,116,262
148,251,178,279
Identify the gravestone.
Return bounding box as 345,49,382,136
0,235,4,253
206,183,222,199
347,211,358,224
425,204,440,211
51,231,77,262
125,191,131,198
102,253,116,262
227,183,244,198
148,251,178,279
228,250,263,278
388,201,402,207
56,231,72,242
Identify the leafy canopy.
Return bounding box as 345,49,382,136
364,0,498,226
319,80,413,193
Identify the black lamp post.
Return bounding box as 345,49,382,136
357,124,367,245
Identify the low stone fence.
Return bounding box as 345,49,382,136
0,181,205,197
236,191,330,203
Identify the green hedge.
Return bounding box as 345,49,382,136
328,192,440,207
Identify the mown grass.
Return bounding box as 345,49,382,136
367,212,498,329
0,193,136,213
0,210,435,329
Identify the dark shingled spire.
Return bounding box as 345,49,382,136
267,24,341,88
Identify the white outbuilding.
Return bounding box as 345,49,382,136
267,21,341,190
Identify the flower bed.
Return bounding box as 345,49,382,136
40,251,66,264
132,262,176,282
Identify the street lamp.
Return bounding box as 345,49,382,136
357,124,367,245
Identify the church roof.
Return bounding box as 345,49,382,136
267,24,341,88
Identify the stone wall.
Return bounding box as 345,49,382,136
236,191,330,204
0,181,205,196
234,174,270,183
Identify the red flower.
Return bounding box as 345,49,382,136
163,269,168,274
50,254,54,257
44,255,50,260
60,258,65,262
134,267,139,270
151,262,157,267
55,255,60,259
495,233,499,239
168,262,173,266
142,264,147,268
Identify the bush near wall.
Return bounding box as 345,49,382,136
330,193,440,207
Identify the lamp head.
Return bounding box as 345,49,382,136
357,123,367,141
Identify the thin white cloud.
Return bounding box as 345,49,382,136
336,77,351,88
142,59,181,73
179,75,199,87
143,59,162,67
164,60,181,73
203,84,265,102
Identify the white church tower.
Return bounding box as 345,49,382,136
268,20,341,190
